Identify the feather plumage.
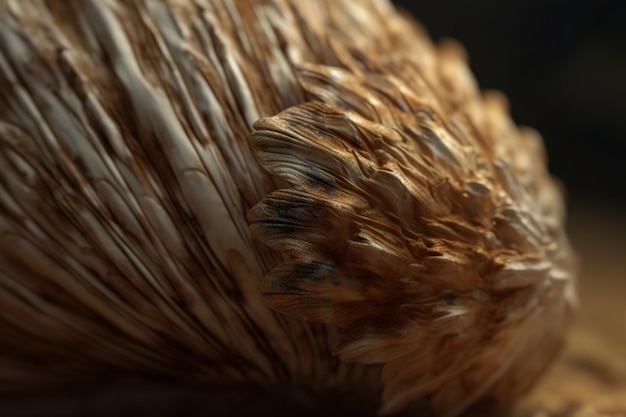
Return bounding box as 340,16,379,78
249,51,576,417
0,0,576,415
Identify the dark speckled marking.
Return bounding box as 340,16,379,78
305,166,336,194
291,260,334,281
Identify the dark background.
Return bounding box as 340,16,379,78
393,0,626,211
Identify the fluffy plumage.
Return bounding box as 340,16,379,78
249,61,576,414
0,0,576,415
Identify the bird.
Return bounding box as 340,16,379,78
0,0,577,416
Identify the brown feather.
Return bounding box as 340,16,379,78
0,0,576,415
249,29,576,417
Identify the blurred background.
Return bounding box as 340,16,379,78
393,0,626,211
391,1,626,415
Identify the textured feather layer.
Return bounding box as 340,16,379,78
0,0,394,396
249,34,577,417
0,0,576,415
